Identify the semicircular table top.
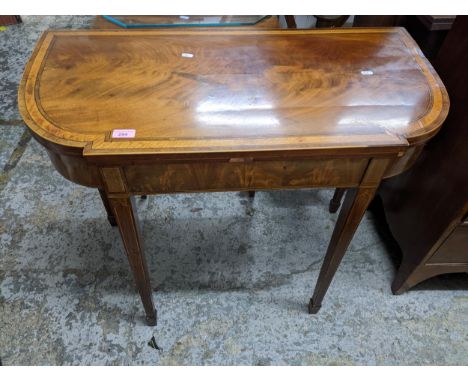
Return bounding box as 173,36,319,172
19,28,449,157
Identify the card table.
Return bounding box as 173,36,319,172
18,28,449,325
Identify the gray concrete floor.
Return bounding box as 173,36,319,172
0,16,467,365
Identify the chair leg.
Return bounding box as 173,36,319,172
329,188,346,213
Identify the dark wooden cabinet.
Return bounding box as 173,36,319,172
379,16,468,294
428,221,468,265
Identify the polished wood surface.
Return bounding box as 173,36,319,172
20,28,447,156
108,195,156,325
18,28,449,325
379,16,467,294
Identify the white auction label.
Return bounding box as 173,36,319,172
112,129,136,138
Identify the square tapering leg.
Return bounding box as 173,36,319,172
309,157,391,313
108,195,157,326
309,187,378,313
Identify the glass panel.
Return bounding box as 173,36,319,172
102,15,269,28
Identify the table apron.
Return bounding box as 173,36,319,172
100,157,373,194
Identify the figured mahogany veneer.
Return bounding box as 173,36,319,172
18,28,449,325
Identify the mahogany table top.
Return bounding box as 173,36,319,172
19,28,448,158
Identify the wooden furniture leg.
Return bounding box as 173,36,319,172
309,187,377,313
284,15,297,29
108,195,157,326
248,190,256,198
99,189,117,226
329,188,346,213
309,157,391,313
391,260,428,295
